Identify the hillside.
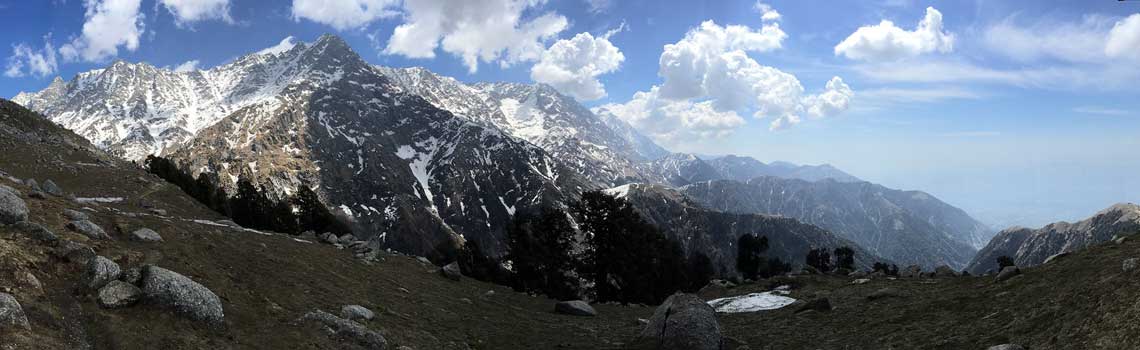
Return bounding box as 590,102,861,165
966,203,1140,275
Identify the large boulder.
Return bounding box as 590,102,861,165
53,240,95,264
0,187,28,224
83,256,122,291
129,228,163,242
0,292,30,331
633,293,721,350
901,265,923,278
97,280,143,309
795,298,832,313
995,266,1021,282
933,265,959,277
341,305,375,321
298,310,388,349
23,179,40,192
1123,258,1138,272
62,209,89,221
554,300,597,316
67,220,109,240
139,265,225,327
319,232,339,245
440,262,462,281
41,179,63,196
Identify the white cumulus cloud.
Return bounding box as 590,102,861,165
59,0,145,62
1106,13,1140,61
594,87,746,149
383,0,568,73
657,20,787,100
4,35,59,78
172,59,199,72
159,0,232,25
530,28,624,101
754,1,781,22
834,6,954,61
291,0,400,31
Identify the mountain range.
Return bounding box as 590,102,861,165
12,34,990,269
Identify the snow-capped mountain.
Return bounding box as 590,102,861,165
705,155,862,183
375,66,658,187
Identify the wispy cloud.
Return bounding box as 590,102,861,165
858,86,984,103
941,131,1002,138
1073,106,1131,116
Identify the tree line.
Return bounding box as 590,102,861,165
145,155,349,235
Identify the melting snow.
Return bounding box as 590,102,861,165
75,197,125,204
602,184,633,198
707,292,797,313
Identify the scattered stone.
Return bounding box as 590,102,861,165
23,178,40,192
0,184,21,196
319,232,339,245
440,262,462,281
851,278,871,285
12,221,58,244
41,179,63,196
397,287,410,294
338,234,356,245
460,298,472,304
0,292,30,331
297,310,387,350
987,345,1026,350
995,266,1021,282
83,256,122,291
53,240,96,264
67,220,109,240
415,256,433,266
139,265,225,327
15,271,44,297
148,208,167,216
634,293,722,350
554,300,597,316
62,208,90,221
1114,236,1128,245
867,287,904,301
341,305,375,321
800,266,819,275
1123,258,1138,272
1044,252,1070,265
795,298,832,313
483,290,495,298
97,280,143,309
129,228,163,242
27,191,46,199
849,270,868,278
299,230,317,240
933,265,959,277
0,187,29,224
901,265,922,278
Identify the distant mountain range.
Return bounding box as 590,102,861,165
967,203,1140,275
12,34,991,269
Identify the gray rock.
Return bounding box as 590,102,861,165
1043,252,1070,265
867,287,904,301
83,256,122,291
1123,258,1138,272
341,305,375,321
41,179,63,196
67,220,109,240
415,256,433,266
319,232,339,244
53,240,95,264
0,187,29,224
851,278,871,285
97,280,143,309
148,208,167,216
139,265,225,327
338,234,357,245
440,262,462,281
0,184,21,196
554,300,597,316
129,228,163,242
795,298,831,313
1115,236,1129,245
849,270,868,278
62,208,90,221
933,265,959,277
995,266,1021,282
987,345,1026,350
12,221,58,244
23,178,40,192
298,310,387,349
634,293,722,350
0,292,30,331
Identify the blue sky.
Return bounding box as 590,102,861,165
2,0,1139,228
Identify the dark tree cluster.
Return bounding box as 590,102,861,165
834,246,856,271
461,190,710,305
804,246,858,273
873,262,899,276
735,234,791,280
145,155,349,235
996,255,1016,270
806,248,833,272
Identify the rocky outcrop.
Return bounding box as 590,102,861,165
0,186,28,224
97,280,143,309
298,310,387,349
128,228,163,242
554,300,596,317
82,256,122,291
632,293,722,350
967,203,1140,275
139,265,224,326
67,220,109,240
0,292,30,331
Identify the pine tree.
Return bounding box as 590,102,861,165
834,246,856,270
506,206,579,300
736,234,769,280
806,248,833,272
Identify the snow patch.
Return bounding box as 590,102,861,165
75,197,125,204
707,292,797,313
602,184,633,199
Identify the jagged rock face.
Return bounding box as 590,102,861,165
166,36,588,258
967,203,1140,275
679,178,990,269
638,153,725,187
377,66,656,187
607,183,885,274
705,155,862,183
